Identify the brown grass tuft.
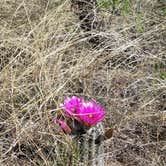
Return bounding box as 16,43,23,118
0,0,165,165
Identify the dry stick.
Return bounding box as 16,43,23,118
71,0,98,30
70,0,102,46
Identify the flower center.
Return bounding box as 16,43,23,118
88,114,93,118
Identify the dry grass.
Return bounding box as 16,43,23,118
0,0,166,165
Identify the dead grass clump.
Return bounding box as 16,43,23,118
0,0,165,165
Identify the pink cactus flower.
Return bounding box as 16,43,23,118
55,119,72,134
57,96,106,134
78,101,105,127
62,96,82,117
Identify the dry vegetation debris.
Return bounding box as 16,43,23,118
0,0,166,165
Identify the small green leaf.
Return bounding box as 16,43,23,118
160,72,166,80
136,13,144,33
121,0,130,14
162,8,166,15
97,0,112,10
